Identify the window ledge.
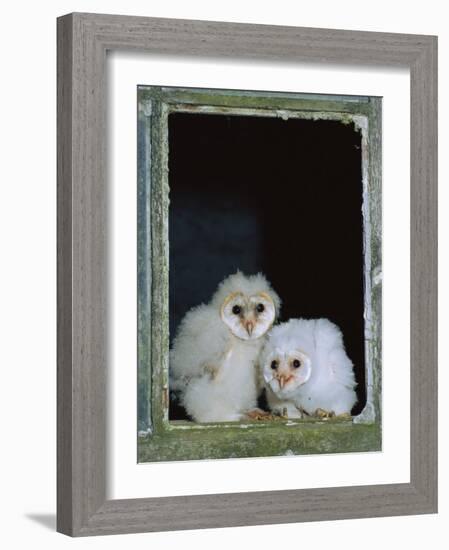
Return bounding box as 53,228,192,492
138,420,381,462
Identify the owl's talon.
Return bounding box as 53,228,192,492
272,407,289,419
314,408,335,419
246,408,271,421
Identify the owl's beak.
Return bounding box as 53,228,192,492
277,373,292,389
244,320,255,336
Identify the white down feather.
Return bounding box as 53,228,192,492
261,318,357,416
170,272,280,422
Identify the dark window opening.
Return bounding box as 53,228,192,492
168,111,366,420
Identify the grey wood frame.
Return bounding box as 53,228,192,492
57,12,437,536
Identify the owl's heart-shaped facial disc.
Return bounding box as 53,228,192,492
220,291,276,341
264,349,312,396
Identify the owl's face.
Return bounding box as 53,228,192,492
262,348,312,397
220,291,276,341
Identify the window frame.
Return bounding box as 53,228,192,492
137,85,382,462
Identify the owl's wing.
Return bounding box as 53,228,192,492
327,346,357,389
315,319,357,390
169,304,230,390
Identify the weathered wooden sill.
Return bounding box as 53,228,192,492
168,416,353,429
138,420,381,462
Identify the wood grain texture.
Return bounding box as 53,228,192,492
74,483,433,536
57,13,74,536
57,12,438,536
410,38,438,508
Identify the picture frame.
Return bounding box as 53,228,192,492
57,12,437,536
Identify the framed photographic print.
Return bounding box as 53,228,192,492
57,13,437,536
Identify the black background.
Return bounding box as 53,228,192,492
168,112,366,416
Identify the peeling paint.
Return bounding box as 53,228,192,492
373,267,383,287
138,98,152,117
277,110,290,121
168,103,364,126
354,402,376,424
353,114,369,133
359,112,376,425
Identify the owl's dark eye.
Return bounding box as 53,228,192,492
232,305,241,315
271,360,278,370
256,303,265,313
292,359,301,369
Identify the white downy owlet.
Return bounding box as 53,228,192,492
260,318,357,418
170,271,281,422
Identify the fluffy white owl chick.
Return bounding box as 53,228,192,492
170,271,281,423
260,318,357,418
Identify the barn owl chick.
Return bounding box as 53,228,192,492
260,318,357,418
170,271,281,423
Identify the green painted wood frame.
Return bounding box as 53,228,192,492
137,86,382,462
